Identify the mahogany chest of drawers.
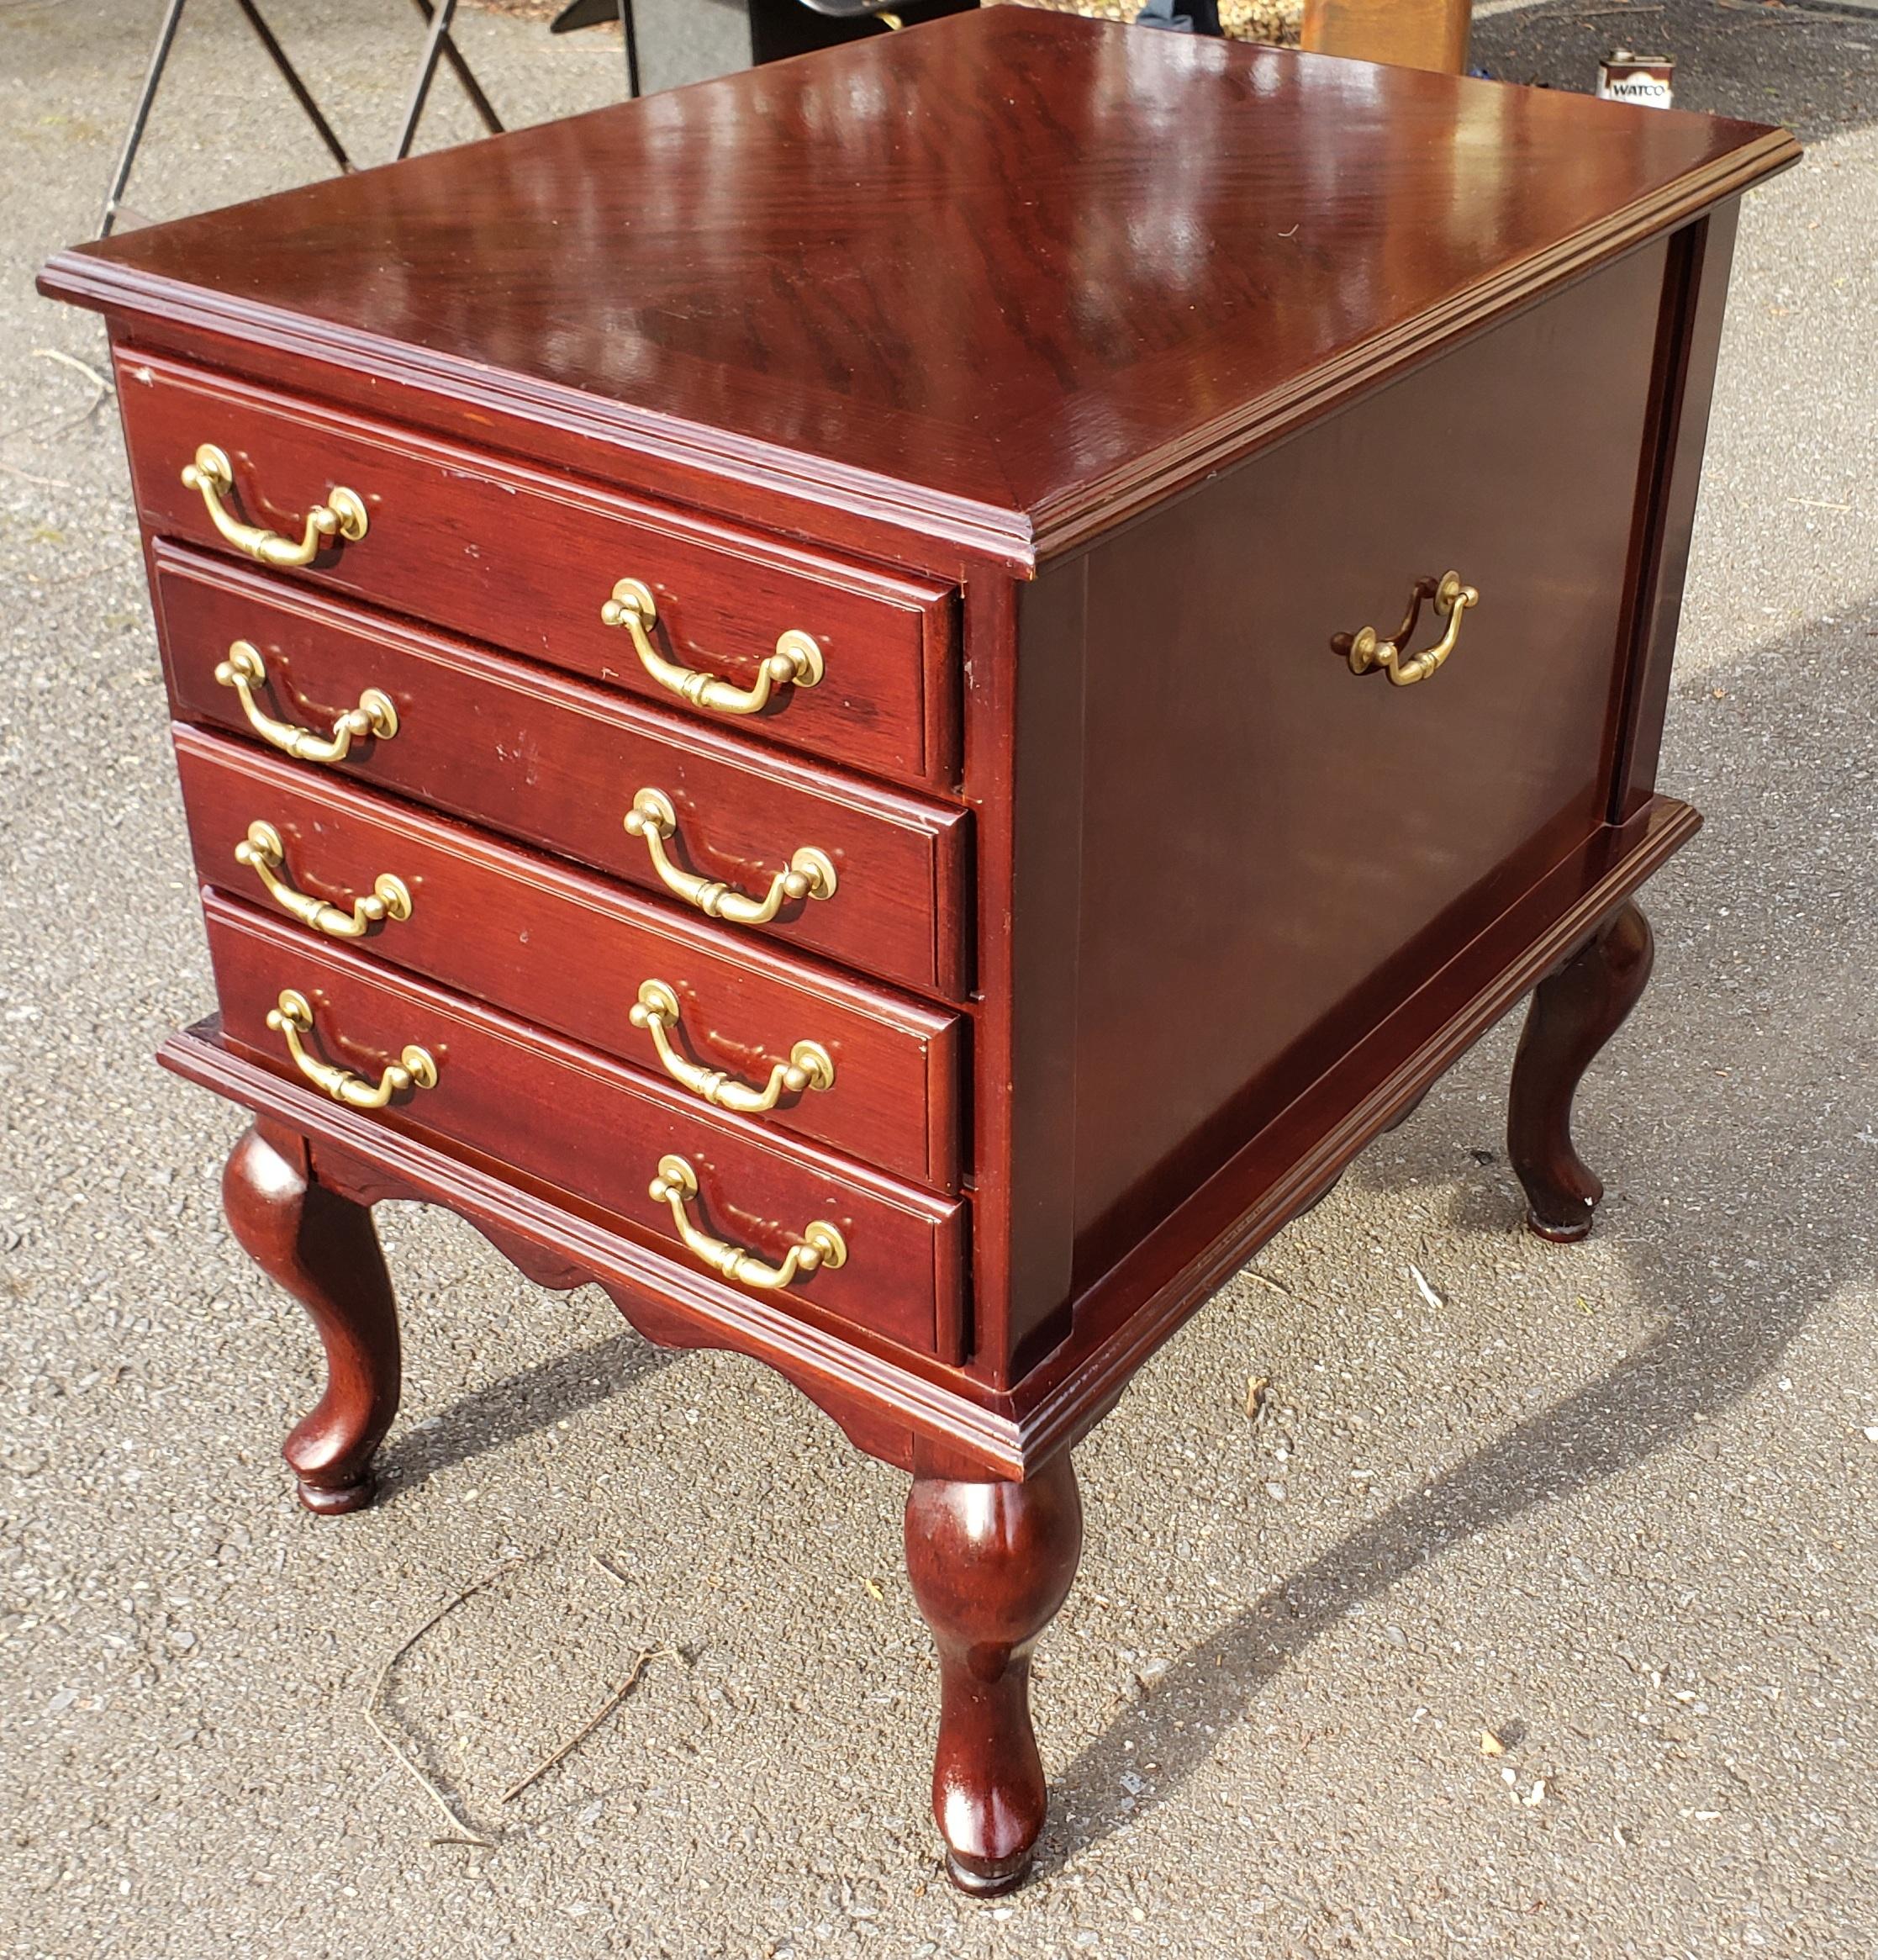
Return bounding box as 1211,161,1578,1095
41,9,1796,1894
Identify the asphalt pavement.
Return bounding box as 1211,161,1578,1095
1,2,1874,1955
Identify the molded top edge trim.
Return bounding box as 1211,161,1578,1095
37,254,1042,571
40,106,1796,569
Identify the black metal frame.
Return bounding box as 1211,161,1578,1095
99,0,532,238
397,0,504,161
99,0,355,236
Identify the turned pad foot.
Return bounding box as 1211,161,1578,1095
905,1454,1083,1894
295,1475,378,1517
945,1848,1035,1898
1525,1208,1596,1245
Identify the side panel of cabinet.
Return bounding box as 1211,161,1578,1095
1607,207,1740,820
1044,239,1687,1294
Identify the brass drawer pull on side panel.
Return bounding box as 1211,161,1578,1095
266,989,437,1111
1335,570,1479,686
182,443,368,568
648,1154,846,1293
215,641,398,763
602,577,824,717
236,822,412,941
625,788,837,926
630,980,834,1114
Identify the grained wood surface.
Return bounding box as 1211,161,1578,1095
119,350,958,790
166,1018,990,1472
38,12,1781,1894
905,1455,1084,1894
1609,207,1742,823
40,10,1794,562
203,893,969,1361
1302,0,1469,73
173,724,964,1188
152,544,972,1000
1016,798,1699,1464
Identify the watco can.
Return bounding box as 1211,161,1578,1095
1598,48,1675,109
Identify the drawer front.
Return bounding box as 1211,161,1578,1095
173,725,963,1189
153,544,972,1001
203,895,967,1361
117,349,959,789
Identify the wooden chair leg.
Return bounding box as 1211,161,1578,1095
1507,899,1655,1242
221,1119,401,1514
905,1453,1082,1895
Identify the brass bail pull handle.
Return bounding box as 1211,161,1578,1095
1335,570,1479,686
214,641,398,764
182,444,369,568
236,822,413,941
600,578,824,718
647,1154,847,1293
623,788,837,927
266,990,438,1111
630,980,834,1114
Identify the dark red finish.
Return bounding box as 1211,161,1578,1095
168,1023,984,1474
41,13,1794,566
1005,800,1703,1468
1056,237,1670,1299
203,894,969,1362
117,351,959,790
221,1117,400,1514
1508,898,1656,1241
905,1452,1083,1894
172,723,963,1188
152,545,972,1000
40,6,1797,1894
158,795,1694,1482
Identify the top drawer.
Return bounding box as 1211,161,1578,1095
113,350,960,791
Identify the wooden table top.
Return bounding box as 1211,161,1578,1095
44,8,1794,559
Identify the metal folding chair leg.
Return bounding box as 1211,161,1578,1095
232,0,354,166
398,0,506,162
619,0,641,98
99,0,353,236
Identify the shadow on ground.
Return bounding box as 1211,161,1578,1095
376,1326,675,1500
1045,598,1878,1861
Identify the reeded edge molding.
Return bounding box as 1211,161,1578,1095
1010,797,1704,1465
34,255,1039,572
37,129,1794,576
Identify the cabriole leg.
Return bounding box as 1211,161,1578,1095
221,1119,401,1514
1507,898,1655,1241
905,1452,1083,1896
